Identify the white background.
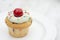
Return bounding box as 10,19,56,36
0,0,60,40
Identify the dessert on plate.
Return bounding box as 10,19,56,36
5,8,32,38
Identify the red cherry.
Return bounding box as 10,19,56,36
13,8,23,17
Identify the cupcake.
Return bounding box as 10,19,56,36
5,8,32,38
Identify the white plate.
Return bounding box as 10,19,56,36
0,12,45,40
0,0,57,40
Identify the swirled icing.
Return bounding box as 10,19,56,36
7,10,31,23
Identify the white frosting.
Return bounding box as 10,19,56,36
8,10,31,23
